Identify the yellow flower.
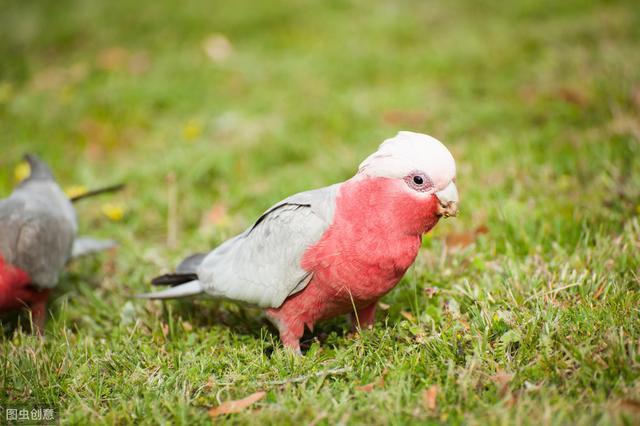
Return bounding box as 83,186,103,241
182,119,202,141
102,203,126,221
14,161,31,182
65,185,89,199
557,174,572,191
0,81,13,103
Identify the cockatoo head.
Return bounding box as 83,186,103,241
358,131,459,219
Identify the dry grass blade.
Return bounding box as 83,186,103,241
400,311,415,322
260,367,351,386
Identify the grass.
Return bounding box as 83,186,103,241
1,0,640,423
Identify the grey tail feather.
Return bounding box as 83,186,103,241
71,237,117,259
136,280,203,299
176,253,207,274
23,154,54,181
70,183,125,203
151,273,198,286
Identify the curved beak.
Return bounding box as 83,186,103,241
435,181,458,218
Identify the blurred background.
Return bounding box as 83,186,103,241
1,0,638,251
1,0,639,422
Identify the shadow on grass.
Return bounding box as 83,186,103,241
164,299,352,354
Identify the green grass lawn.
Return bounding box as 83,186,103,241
1,0,640,423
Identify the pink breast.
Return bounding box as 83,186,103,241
0,254,35,311
296,176,440,320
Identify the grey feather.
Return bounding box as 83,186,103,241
194,184,340,308
136,280,204,299
21,154,54,182
71,237,117,258
176,253,207,274
0,160,77,289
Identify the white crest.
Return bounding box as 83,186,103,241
358,131,456,191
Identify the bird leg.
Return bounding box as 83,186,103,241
0,272,50,334
30,298,48,335
265,308,304,355
350,302,377,331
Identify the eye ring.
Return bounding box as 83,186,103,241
405,172,433,192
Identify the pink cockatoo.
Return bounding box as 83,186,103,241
139,131,458,353
0,154,122,332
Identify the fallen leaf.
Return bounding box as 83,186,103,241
203,34,233,63
101,247,119,276
422,385,438,411
424,287,439,298
208,391,266,417
30,63,87,91
490,370,514,396
182,321,193,332
201,202,230,229
631,87,640,110
128,51,151,75
96,47,150,75
77,118,135,156
400,311,415,322
518,85,538,104
355,383,375,392
355,371,386,392
97,47,130,71
609,109,640,140
555,87,590,107
459,317,470,330
382,110,428,126
377,302,390,310
619,399,640,414
445,225,489,249
593,280,606,300
445,233,475,248
476,224,489,234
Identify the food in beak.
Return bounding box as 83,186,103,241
435,181,459,218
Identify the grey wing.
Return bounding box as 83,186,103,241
0,198,75,289
0,198,24,264
197,184,340,308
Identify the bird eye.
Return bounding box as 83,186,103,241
405,172,433,192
